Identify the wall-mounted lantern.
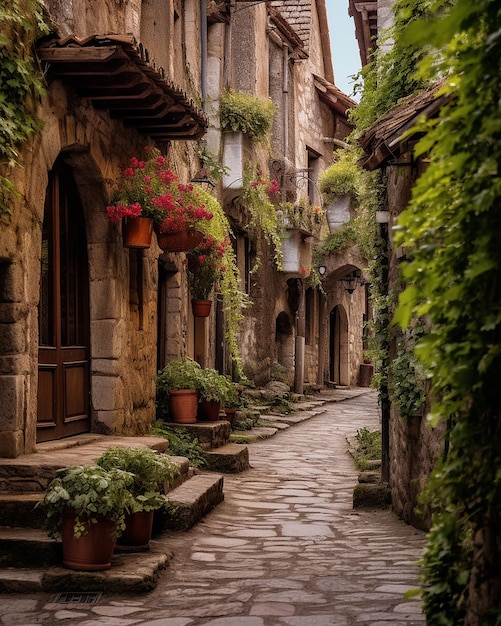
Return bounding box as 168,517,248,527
340,270,364,294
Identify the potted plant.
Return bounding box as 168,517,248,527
96,446,180,549
242,164,283,270
220,89,274,141
186,235,231,317
38,465,135,571
221,382,242,425
106,147,214,250
319,149,363,233
156,358,204,423
197,369,236,421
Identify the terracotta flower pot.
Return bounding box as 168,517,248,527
155,227,203,252
198,399,221,422
122,216,153,248
191,299,212,317
168,389,198,423
117,510,155,550
222,408,237,424
61,509,116,571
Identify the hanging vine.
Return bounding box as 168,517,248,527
363,0,501,623
0,0,50,214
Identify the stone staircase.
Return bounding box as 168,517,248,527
0,427,249,593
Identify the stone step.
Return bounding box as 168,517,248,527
0,436,172,494
0,471,226,593
165,420,231,450
0,543,173,594
202,443,250,473
156,472,224,532
0,456,192,530
0,527,60,568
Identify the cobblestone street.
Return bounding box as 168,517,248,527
1,391,426,625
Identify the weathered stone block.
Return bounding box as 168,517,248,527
0,263,24,302
91,319,126,359
0,323,27,354
91,376,124,412
353,482,391,509
0,430,25,459
0,376,24,429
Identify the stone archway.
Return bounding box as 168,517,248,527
37,156,91,442
329,304,349,386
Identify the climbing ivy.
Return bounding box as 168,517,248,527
350,0,435,135
0,0,50,214
385,0,501,623
388,323,427,421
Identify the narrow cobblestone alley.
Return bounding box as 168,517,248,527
1,391,426,626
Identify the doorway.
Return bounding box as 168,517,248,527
329,305,348,386
37,159,90,442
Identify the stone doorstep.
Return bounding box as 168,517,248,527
0,472,224,593
0,436,175,495
0,454,192,530
0,545,173,594
164,420,232,451
202,443,250,474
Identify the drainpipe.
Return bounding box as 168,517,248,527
201,0,208,103
282,44,289,161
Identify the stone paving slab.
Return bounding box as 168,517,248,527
0,389,426,625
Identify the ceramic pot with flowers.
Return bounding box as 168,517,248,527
106,148,214,251
186,235,230,310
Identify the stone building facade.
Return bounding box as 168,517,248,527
0,0,367,460
352,0,446,528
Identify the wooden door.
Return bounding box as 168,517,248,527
329,305,341,384
37,160,90,442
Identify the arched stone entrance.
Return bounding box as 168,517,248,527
329,304,349,386
37,156,91,442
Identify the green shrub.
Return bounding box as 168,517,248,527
220,89,274,141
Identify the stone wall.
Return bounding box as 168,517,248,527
385,161,444,528
0,0,202,456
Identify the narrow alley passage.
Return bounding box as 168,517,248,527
2,391,425,625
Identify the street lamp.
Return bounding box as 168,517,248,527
340,270,363,294
318,265,327,277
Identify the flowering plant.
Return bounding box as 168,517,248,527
185,235,231,300
242,164,283,269
106,147,214,232
277,198,325,236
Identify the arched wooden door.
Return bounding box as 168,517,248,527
37,159,90,442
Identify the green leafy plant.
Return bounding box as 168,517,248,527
197,368,236,404
39,465,135,539
197,147,229,182
157,358,203,391
151,422,207,469
352,427,382,471
187,188,249,378
388,327,426,420
277,198,325,236
364,0,501,622
96,447,180,513
319,149,363,204
242,164,282,269
0,0,50,214
220,89,274,141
